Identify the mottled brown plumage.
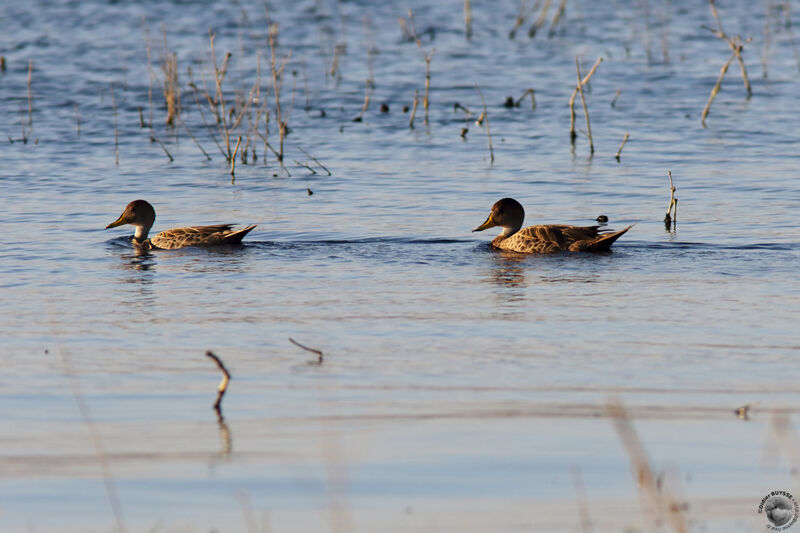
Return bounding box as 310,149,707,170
473,198,632,253
106,199,256,249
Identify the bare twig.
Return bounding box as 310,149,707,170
615,133,629,161
575,57,595,155
230,135,242,182
352,78,372,122
664,170,677,231
289,337,324,365
701,50,736,127
149,130,174,162
464,0,473,40
516,88,536,109
409,89,419,129
708,0,752,97
298,147,332,175
569,57,602,145
205,350,231,413
475,84,494,164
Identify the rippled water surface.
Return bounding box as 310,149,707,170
2,0,799,531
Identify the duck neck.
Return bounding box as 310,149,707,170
132,223,151,244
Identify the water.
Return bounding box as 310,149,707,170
2,0,799,531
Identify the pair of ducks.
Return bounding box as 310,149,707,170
106,198,632,253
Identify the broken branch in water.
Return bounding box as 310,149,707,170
205,350,231,413
289,337,324,365
664,170,678,231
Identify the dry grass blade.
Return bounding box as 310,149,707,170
664,170,677,231
205,350,231,413
548,0,568,37
289,337,324,365
230,135,242,182
528,0,552,38
606,399,688,533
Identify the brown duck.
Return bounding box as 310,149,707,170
106,199,256,249
473,198,632,253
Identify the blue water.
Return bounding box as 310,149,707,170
2,0,799,531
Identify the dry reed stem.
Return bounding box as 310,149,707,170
569,57,602,144
352,78,372,122
610,88,621,108
606,399,688,533
529,0,552,38
110,84,119,165
615,132,629,161
289,337,324,365
267,22,291,165
701,50,736,127
708,0,752,97
516,88,536,109
664,170,677,229
230,135,242,181
294,160,317,174
509,0,540,39
176,114,211,160
574,57,594,155
149,130,174,162
475,84,494,164
423,50,434,124
548,0,568,37
464,0,472,40
205,350,231,413
409,89,419,129
143,22,154,128
60,349,127,533
299,147,332,175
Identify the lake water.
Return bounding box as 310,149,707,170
1,0,799,531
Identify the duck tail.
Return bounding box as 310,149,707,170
581,224,634,252
222,224,257,244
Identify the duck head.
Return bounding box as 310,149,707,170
106,199,156,243
472,197,525,237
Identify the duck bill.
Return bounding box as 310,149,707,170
105,212,130,229
472,214,497,232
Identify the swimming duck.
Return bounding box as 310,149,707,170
105,199,256,249
473,198,632,253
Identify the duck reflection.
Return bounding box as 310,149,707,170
108,241,157,310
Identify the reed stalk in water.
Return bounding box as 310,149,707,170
664,170,677,231
205,350,231,413
289,337,324,365
352,79,372,122
568,57,602,146
409,89,419,129
700,50,736,127
464,0,473,40
707,0,752,97
574,57,594,155
615,132,629,161
230,135,242,182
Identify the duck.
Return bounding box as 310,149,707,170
105,199,257,249
473,198,632,253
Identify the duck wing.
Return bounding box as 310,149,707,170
151,224,257,249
